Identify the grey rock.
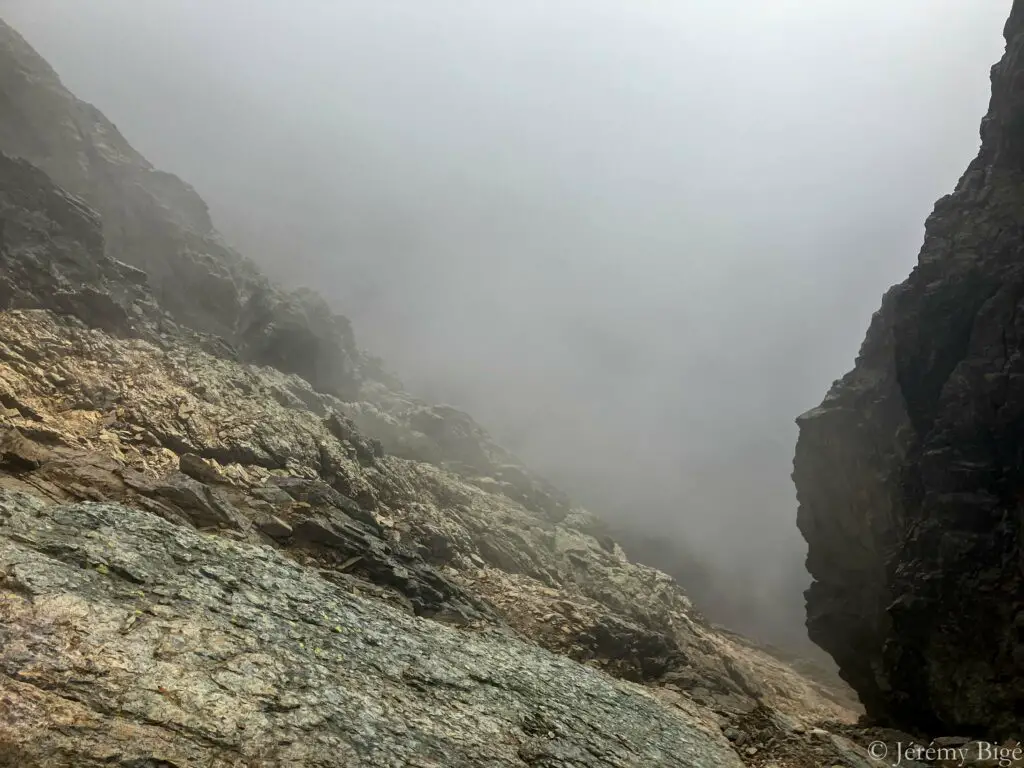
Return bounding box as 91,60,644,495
0,19,362,400
325,410,384,465
152,473,246,531
0,295,856,735
292,516,372,552
0,15,865,765
723,726,747,744
256,514,293,541
0,8,579,542
179,452,228,485
0,152,158,336
291,515,492,625
251,483,296,506
344,397,571,522
270,475,380,533
0,490,743,767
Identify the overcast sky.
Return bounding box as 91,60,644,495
1,0,1010,647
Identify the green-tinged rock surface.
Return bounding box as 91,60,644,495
0,490,742,768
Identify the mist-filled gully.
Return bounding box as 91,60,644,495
3,0,1006,653
1,1,1023,763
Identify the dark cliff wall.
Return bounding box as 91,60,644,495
795,1,1024,738
0,151,159,334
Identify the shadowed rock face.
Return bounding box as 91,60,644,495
0,151,155,333
796,0,1024,739
0,19,361,400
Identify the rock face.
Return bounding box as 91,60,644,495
0,491,744,768
0,12,875,767
0,19,361,399
795,1,1024,739
0,151,156,334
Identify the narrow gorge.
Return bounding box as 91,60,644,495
0,3,1022,767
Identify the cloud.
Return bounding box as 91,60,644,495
3,0,1010,647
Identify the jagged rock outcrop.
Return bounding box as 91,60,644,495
0,18,361,399
344,391,573,522
0,17,576,509
795,1,1024,739
0,151,156,334
0,308,855,718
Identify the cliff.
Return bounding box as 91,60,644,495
796,0,1024,740
0,14,920,768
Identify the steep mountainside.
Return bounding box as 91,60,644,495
0,19,362,400
0,14,957,768
796,0,1024,740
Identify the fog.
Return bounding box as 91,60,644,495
1,0,1010,649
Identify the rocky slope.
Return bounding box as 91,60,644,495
0,17,362,400
796,0,1024,741
0,14,911,768
0,491,742,768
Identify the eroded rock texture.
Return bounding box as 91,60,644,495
796,0,1024,739
0,308,851,725
0,491,750,768
0,490,749,768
